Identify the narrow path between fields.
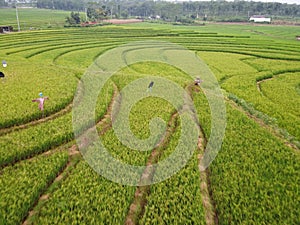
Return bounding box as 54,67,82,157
227,96,299,151
198,135,218,225
187,84,218,225
0,101,73,136
0,78,84,136
256,77,274,93
22,83,119,225
22,148,81,225
256,69,300,95
124,111,179,225
0,83,118,170
125,83,219,225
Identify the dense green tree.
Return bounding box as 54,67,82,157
86,7,107,21
66,11,81,25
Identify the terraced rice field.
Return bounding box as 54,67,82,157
0,20,299,225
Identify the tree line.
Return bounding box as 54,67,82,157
66,5,109,25
2,0,300,22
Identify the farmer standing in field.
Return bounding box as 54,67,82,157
1,60,7,81
194,77,203,86
32,92,49,117
148,81,154,92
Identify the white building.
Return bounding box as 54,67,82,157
249,15,271,23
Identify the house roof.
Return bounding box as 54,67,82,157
250,15,270,18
